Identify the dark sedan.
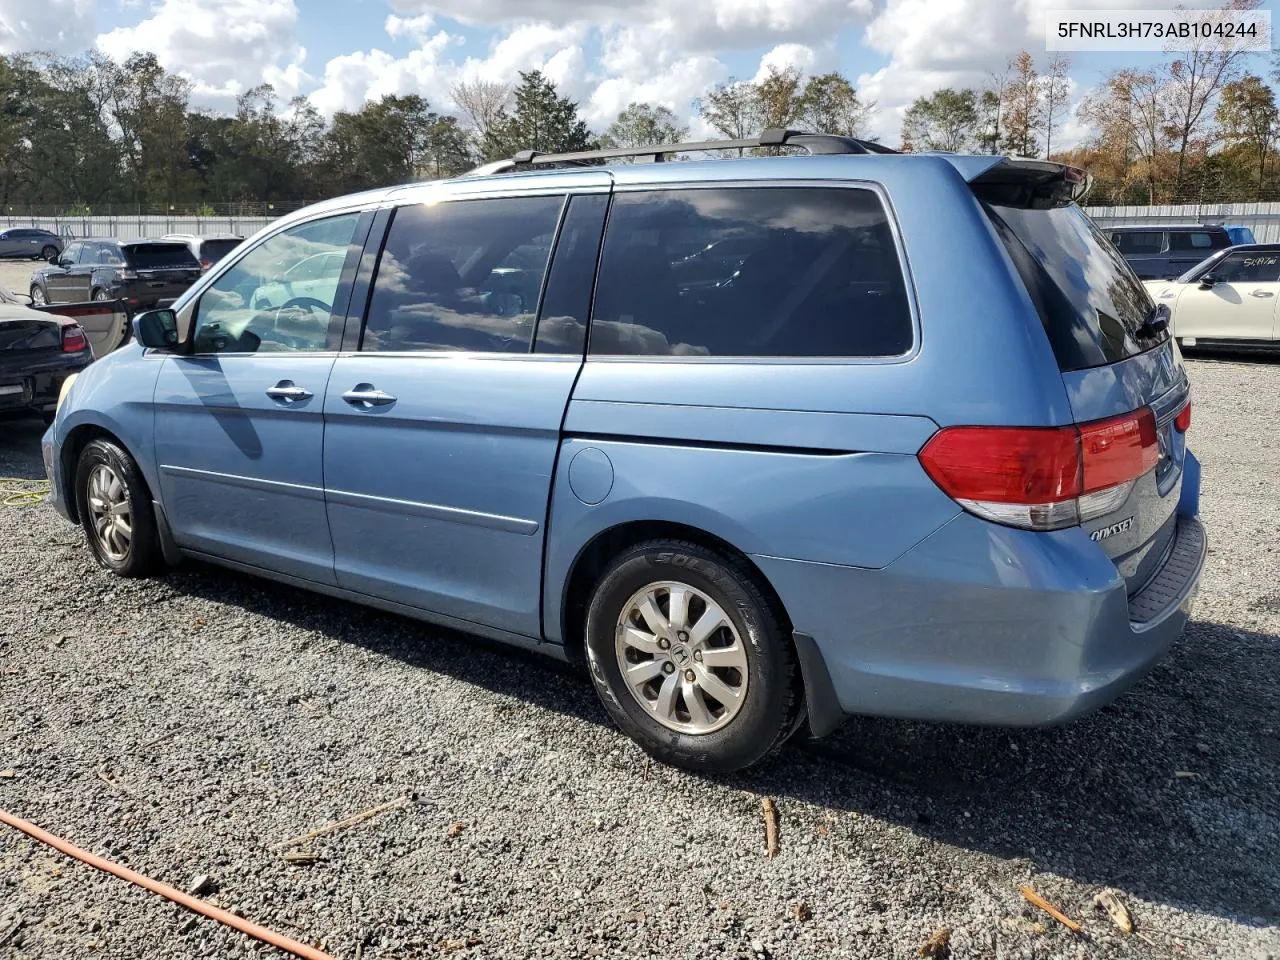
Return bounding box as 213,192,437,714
0,286,94,423
0,227,64,261
30,238,202,314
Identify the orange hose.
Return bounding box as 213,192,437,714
0,808,333,960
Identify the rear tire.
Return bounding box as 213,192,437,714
29,284,46,306
91,287,108,302
39,245,57,261
74,439,163,578
584,539,801,773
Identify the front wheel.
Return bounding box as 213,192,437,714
29,284,47,306
91,287,108,301
74,439,163,577
584,540,801,772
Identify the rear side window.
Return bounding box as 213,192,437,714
202,239,242,262
1169,230,1229,251
987,203,1167,372
126,244,199,269
1112,231,1163,254
589,187,913,358
362,195,564,354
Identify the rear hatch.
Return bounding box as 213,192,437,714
976,160,1189,596
0,310,62,404
123,242,202,299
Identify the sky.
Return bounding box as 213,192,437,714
0,0,1271,149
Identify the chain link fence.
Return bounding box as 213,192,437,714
0,203,309,241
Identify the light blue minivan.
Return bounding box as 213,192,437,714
43,131,1206,771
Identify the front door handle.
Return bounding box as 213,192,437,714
266,381,313,402
1249,289,1274,298
342,384,397,408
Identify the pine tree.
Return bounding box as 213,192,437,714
481,71,592,161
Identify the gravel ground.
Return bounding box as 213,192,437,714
1,353,1278,960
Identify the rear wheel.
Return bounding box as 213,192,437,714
74,439,162,578
39,245,57,261
29,284,46,306
91,287,108,301
584,540,801,772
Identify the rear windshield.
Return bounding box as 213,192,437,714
125,244,200,269
986,203,1168,372
201,239,242,262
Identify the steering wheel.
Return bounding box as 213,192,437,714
275,296,331,321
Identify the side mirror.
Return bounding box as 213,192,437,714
133,309,180,349
1198,274,1217,289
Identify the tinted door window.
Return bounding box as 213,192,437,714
1112,231,1164,254
1207,251,1280,283
588,187,913,358
61,243,83,264
534,194,609,354
1169,230,1229,251
193,213,361,354
362,195,564,354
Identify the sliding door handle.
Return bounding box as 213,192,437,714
266,381,312,402
342,385,397,408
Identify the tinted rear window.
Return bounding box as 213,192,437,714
202,239,242,262
987,203,1167,372
125,244,200,269
589,187,913,358
1112,231,1163,254
1168,230,1230,251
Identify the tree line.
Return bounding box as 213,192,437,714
3,6,1279,214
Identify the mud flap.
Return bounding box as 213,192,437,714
793,631,846,738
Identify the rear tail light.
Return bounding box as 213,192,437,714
1175,401,1191,432
919,408,1159,531
199,258,213,271
120,268,138,279
60,322,88,353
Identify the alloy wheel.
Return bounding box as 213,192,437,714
86,463,131,562
614,581,749,735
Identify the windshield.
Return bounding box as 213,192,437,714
986,203,1167,372
125,244,200,269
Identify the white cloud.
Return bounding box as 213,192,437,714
95,0,306,103
0,0,97,55
389,0,872,52
385,13,435,43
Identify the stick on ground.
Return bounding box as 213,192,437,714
271,797,411,851
1019,885,1083,933
762,798,780,859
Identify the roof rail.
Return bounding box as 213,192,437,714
459,128,899,177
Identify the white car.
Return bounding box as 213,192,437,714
1143,244,1280,350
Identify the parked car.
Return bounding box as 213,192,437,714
1224,225,1257,245
1143,243,1280,351
0,285,96,423
163,233,244,272
0,227,63,261
30,239,202,313
1108,223,1232,279
43,132,1205,772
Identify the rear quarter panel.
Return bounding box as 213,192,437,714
542,156,1076,642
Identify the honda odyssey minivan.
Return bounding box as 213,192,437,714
43,130,1206,772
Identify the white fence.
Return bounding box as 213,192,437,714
0,214,277,241
1086,202,1280,242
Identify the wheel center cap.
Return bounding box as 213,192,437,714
670,644,692,667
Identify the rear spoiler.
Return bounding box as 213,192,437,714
942,156,1092,207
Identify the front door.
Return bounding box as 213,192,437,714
45,243,81,302
323,191,607,637
1173,249,1280,341
154,211,365,583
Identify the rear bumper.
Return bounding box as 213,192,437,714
0,356,89,416
756,507,1207,734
